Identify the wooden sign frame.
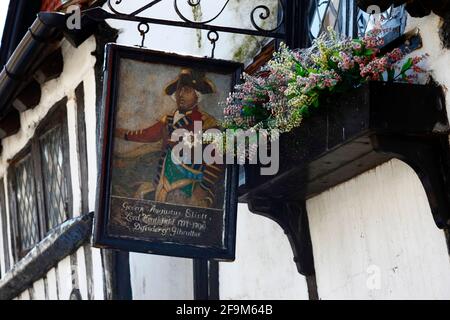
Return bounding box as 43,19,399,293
93,43,242,261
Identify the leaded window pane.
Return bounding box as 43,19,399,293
15,155,39,251
309,0,407,40
40,125,69,230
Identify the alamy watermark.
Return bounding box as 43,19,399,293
66,5,81,30
170,121,280,176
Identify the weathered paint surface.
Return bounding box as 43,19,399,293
219,204,309,300
307,160,450,299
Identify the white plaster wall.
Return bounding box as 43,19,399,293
130,253,194,300
56,256,73,300
32,279,46,300
46,268,59,300
219,204,309,300
307,160,450,299
306,13,450,300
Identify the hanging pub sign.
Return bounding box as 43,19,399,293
93,43,242,260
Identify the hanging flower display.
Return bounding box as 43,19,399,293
222,27,429,133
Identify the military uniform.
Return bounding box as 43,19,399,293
124,106,223,208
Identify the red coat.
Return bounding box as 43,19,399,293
124,106,207,146
122,106,223,207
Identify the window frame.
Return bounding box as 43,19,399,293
8,97,72,260
0,177,10,275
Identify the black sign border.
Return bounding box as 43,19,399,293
93,43,243,261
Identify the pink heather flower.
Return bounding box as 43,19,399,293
413,65,426,73
387,48,404,62
338,52,355,70
412,54,428,64
353,42,362,51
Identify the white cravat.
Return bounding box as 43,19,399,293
173,110,185,125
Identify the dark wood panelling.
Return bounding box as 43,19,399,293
34,48,64,84
0,110,20,139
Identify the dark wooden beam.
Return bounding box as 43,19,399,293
245,41,275,75
0,110,20,139
284,0,313,48
193,259,209,300
0,213,93,300
12,79,41,112
34,48,64,84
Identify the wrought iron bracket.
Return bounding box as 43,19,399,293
83,1,286,50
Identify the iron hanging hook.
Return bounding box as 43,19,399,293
137,22,150,48
207,30,219,59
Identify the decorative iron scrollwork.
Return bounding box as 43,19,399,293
174,0,231,25
108,0,164,16
250,1,285,33
104,0,285,37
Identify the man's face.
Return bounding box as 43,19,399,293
176,85,198,112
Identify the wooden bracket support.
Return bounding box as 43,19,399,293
247,198,315,276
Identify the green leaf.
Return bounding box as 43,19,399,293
242,106,254,116
364,49,374,57
296,63,307,77
299,106,310,117
401,58,413,74
312,97,320,108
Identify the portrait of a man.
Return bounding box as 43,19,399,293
114,68,224,209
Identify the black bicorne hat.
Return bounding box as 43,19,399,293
164,68,216,96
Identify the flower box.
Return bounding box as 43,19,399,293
239,81,450,228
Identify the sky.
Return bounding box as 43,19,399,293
0,0,10,43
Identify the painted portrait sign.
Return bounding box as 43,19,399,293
94,44,242,260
